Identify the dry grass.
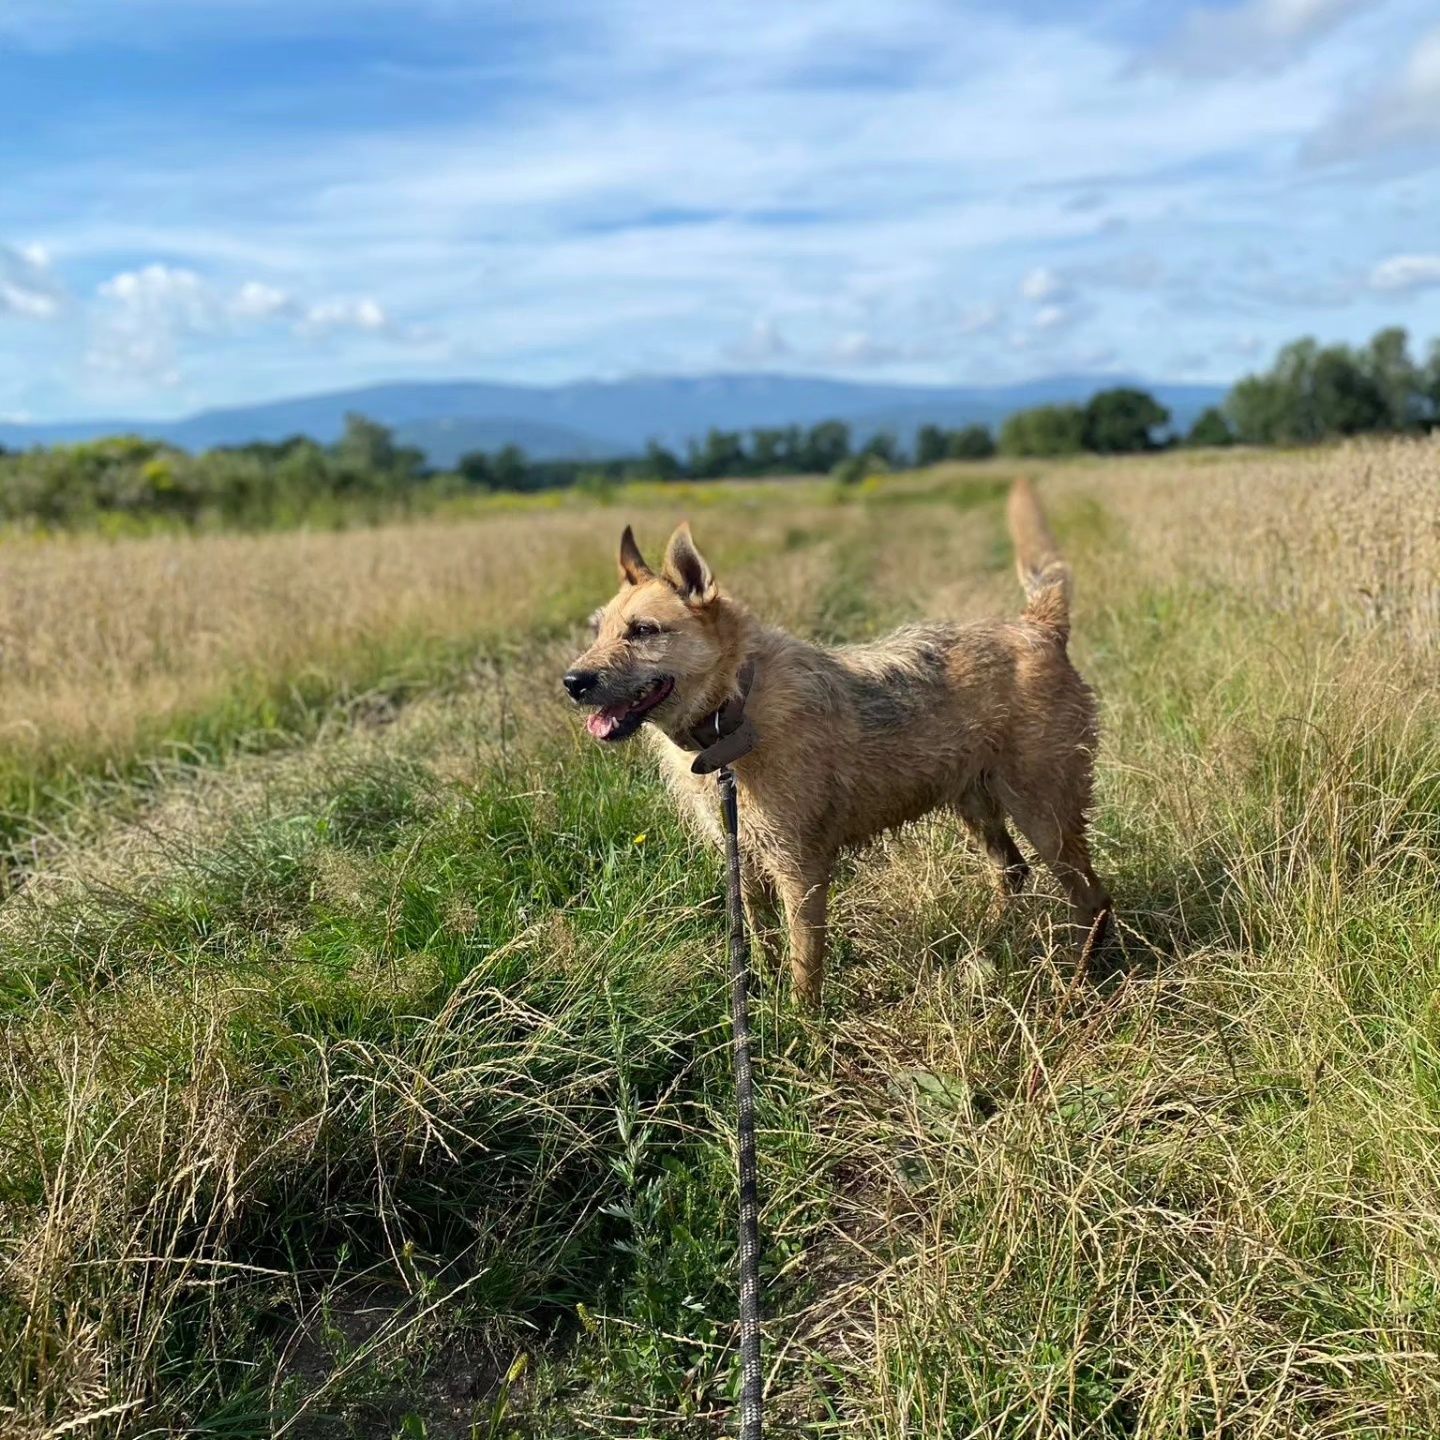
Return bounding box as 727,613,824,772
0,513,595,777
1,441,1437,1437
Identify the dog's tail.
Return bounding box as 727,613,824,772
1006,476,1071,644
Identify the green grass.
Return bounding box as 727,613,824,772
3,459,1438,1438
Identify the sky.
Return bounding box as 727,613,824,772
2,0,1439,421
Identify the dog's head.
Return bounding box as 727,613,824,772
564,523,726,744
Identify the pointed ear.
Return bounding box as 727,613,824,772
661,522,717,606
618,525,653,585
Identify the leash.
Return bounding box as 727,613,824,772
681,663,763,1438
718,762,763,1440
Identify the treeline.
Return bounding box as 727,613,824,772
999,326,1440,456
1222,327,1440,444
0,414,1003,526
457,419,996,488
0,415,449,529
3,326,1438,528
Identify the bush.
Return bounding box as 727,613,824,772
999,404,1087,458
1186,407,1235,448
1082,387,1171,453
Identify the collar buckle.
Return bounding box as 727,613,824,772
681,659,758,775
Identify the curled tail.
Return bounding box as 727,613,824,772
1006,476,1071,644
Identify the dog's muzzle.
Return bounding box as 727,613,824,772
565,672,676,742
563,669,599,700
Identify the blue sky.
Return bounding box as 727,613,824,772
2,0,1439,420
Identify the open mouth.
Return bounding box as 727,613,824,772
585,676,675,742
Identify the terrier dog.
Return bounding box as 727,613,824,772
563,478,1110,1006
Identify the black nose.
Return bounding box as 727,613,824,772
564,669,599,701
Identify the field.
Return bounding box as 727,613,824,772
2,442,1438,1438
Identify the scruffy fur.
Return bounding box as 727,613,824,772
564,479,1111,1006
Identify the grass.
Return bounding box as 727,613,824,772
1,441,1438,1437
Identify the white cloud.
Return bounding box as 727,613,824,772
1031,304,1073,332
1153,0,1367,76
0,242,64,320
954,302,1001,335
297,296,389,336
98,263,213,327
0,282,58,320
1306,25,1440,161
1072,252,1165,291
725,317,791,364
1020,266,1068,302
99,265,388,337
86,262,397,390
89,264,218,387
832,331,901,366
1369,253,1440,293
230,279,294,320
84,331,182,389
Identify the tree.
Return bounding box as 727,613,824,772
1311,347,1387,436
749,427,799,474
1226,373,1293,445
1185,407,1234,447
638,440,682,481
999,404,1086,458
860,429,903,467
832,453,877,487
1360,327,1423,431
799,420,851,473
458,450,493,486
1226,339,1320,445
1224,331,1417,445
492,444,529,490
1426,339,1440,426
947,424,996,460
334,412,398,473
275,440,331,508
685,429,745,479
916,424,948,467
1082,387,1170,453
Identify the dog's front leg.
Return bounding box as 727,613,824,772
742,862,784,968
776,862,832,1008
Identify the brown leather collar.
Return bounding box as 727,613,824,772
677,659,757,775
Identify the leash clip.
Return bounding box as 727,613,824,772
690,716,757,775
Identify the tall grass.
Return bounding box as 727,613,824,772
0,440,1437,1436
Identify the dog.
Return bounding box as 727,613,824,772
563,478,1110,1007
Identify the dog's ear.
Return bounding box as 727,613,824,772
661,522,717,606
618,525,653,585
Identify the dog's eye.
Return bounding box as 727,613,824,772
628,621,661,639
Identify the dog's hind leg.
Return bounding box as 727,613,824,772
953,786,1030,897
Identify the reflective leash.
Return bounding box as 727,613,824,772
717,763,763,1440
680,664,763,1438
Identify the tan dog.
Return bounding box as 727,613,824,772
563,478,1110,1006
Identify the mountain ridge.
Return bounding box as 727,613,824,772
0,372,1229,465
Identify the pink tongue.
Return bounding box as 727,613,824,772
586,704,630,738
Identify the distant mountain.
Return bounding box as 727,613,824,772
0,373,1229,466
391,416,607,462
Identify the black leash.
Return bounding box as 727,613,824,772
679,665,764,1436
718,763,764,1439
